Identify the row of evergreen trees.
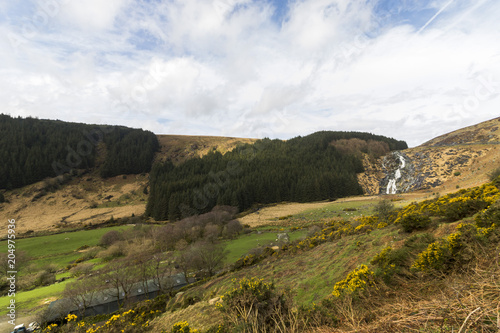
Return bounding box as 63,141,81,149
146,131,407,221
0,114,159,189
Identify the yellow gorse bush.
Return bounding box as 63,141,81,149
42,323,58,332
170,321,199,333
395,183,500,224
332,264,376,297
66,313,78,322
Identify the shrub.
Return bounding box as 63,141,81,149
371,233,436,282
475,204,500,228
374,199,395,222
80,248,99,261
370,246,398,281
215,278,298,332
412,232,465,273
98,243,125,261
100,230,122,247
69,262,94,278
332,265,376,298
399,213,432,232
35,270,56,287
442,198,489,222
488,166,500,181
170,321,199,333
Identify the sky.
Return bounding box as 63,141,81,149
0,0,499,147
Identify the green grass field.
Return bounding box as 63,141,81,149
177,225,401,308
289,199,378,222
223,229,308,264
0,226,135,316
2,225,132,271
0,279,72,316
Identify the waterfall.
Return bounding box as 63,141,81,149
386,154,406,194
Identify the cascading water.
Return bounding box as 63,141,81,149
386,154,406,194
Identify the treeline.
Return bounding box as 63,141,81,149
146,131,408,221
0,114,159,189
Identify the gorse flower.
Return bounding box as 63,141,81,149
332,264,376,297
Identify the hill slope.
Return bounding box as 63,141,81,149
0,114,159,189
358,117,500,195
0,134,258,235
146,131,407,221
155,135,258,165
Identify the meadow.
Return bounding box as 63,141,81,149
11,225,133,271
223,229,308,264
0,225,133,316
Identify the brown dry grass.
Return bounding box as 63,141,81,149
309,252,500,333
239,202,336,228
155,134,257,165
238,196,384,228
0,174,148,235
149,300,224,332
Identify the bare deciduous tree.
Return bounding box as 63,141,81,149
102,259,138,308
63,275,101,317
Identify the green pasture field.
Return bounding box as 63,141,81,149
182,226,401,307
289,199,379,222
0,226,133,316
0,279,71,316
1,225,133,272
223,229,308,264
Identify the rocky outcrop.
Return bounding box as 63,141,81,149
361,146,499,195
380,152,419,194
357,118,500,196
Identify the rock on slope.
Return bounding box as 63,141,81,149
358,117,500,195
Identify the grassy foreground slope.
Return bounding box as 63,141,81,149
147,176,500,333
35,172,499,332
16,172,500,332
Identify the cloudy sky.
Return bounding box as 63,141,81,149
1,0,499,147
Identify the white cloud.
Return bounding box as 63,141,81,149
57,0,129,31
0,0,499,147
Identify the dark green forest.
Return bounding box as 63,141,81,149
146,131,407,221
0,114,159,189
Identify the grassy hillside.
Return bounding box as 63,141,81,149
0,173,148,235
0,134,257,235
3,120,500,332
44,175,499,333
155,135,258,165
